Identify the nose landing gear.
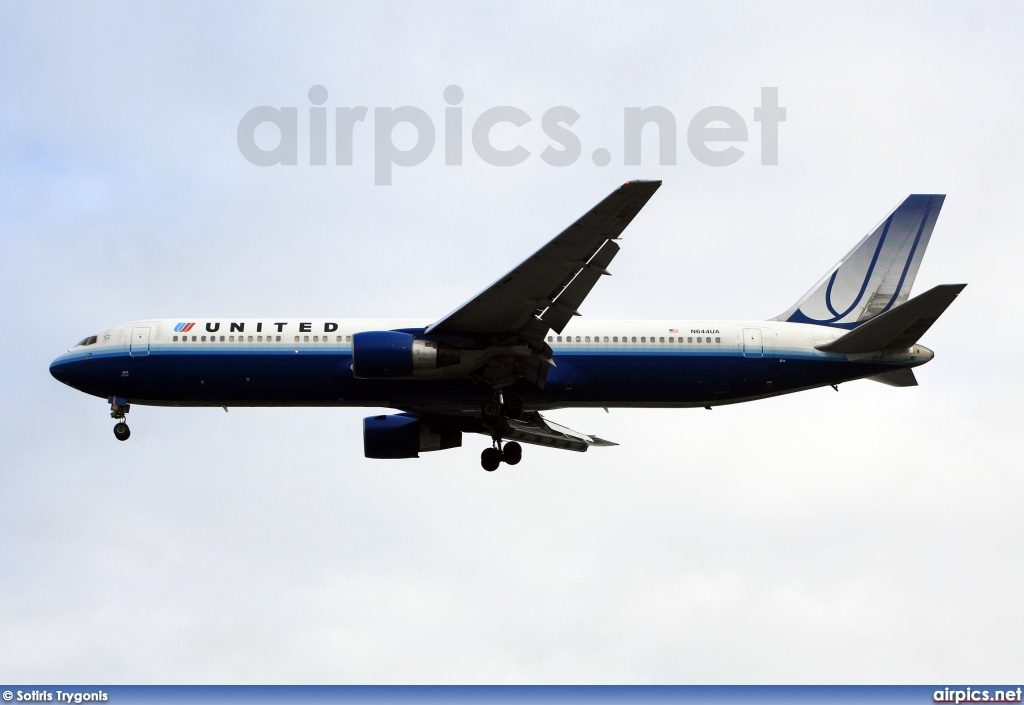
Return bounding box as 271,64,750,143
109,397,131,442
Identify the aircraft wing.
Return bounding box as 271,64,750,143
425,180,662,340
504,411,617,453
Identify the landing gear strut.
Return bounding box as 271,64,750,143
479,391,528,473
479,392,525,470
110,398,131,441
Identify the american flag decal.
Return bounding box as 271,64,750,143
669,328,679,333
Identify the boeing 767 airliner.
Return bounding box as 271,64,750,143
50,182,964,470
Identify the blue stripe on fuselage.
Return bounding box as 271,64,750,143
50,345,903,408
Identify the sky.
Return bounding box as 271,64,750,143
1,0,1023,684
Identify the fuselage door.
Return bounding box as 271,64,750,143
742,328,763,358
130,327,151,357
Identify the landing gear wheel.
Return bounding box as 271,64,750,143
502,441,522,465
481,447,501,471
113,422,131,441
481,400,502,425
504,394,524,420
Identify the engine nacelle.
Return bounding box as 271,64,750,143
363,413,462,459
351,331,461,379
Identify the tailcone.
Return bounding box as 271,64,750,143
913,344,935,365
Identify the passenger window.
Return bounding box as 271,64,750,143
575,336,581,342
345,335,351,342
247,335,253,342
294,336,299,342
304,336,309,342
688,337,693,343
659,337,664,343
556,336,562,342
612,336,618,342
585,336,590,343
336,336,342,342
191,335,197,341
603,336,609,342
547,336,553,342
276,336,281,342
631,336,636,342
172,336,178,342
716,336,721,343
313,335,318,342
641,337,646,343
668,337,673,343
201,335,207,341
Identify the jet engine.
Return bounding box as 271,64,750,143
351,331,461,379
362,413,462,459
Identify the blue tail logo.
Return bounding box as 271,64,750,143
775,194,944,329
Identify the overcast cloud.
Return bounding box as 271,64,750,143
1,0,1022,683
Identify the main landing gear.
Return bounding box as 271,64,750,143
479,392,525,471
110,398,131,441
481,392,524,424
480,440,522,472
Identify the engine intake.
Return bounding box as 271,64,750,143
351,331,461,379
363,413,462,459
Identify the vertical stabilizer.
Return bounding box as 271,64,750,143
775,194,944,328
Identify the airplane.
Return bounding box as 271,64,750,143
50,181,965,471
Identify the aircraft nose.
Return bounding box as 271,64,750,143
49,353,69,383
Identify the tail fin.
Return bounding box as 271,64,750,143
775,194,945,328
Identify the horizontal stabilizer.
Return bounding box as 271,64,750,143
817,283,966,354
867,369,918,387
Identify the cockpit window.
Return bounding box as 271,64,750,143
76,335,98,347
